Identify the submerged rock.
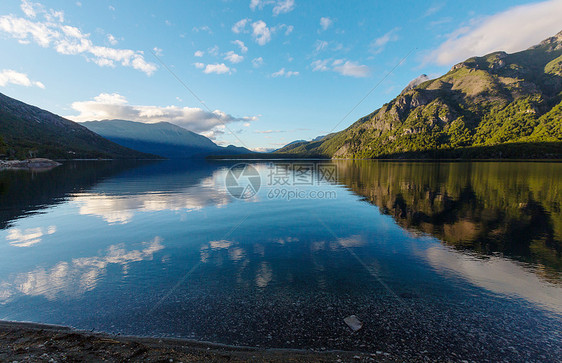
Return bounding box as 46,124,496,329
343,315,363,332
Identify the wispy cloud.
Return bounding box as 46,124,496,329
231,39,248,53
332,60,370,77
0,2,156,75
250,0,295,16
0,69,45,88
427,0,562,66
370,28,400,54
273,0,295,16
106,33,117,45
254,129,285,134
224,51,244,64
319,17,333,31
252,57,264,68
232,18,251,33
192,25,212,34
194,50,204,57
271,68,299,77
68,93,257,132
424,3,445,17
311,59,370,78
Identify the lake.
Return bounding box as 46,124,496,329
0,160,561,361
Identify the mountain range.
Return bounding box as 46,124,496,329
82,120,252,158
0,94,253,159
278,30,562,159
0,92,155,159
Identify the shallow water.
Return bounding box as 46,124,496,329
0,160,561,361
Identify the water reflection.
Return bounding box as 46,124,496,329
335,161,562,281
0,237,163,302
6,225,56,247
425,244,562,314
0,160,560,359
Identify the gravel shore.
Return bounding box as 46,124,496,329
0,321,395,362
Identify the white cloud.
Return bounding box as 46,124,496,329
224,51,244,64
20,0,40,18
314,40,329,52
250,0,295,16
152,47,163,56
0,69,45,88
271,68,299,77
311,59,329,72
424,3,445,17
207,45,219,56
194,62,205,69
106,33,117,45
284,24,294,35
252,57,264,68
192,25,212,34
250,0,263,11
254,129,285,133
273,23,294,36
252,20,271,45
251,147,274,153
231,39,248,53
194,50,204,57
232,18,250,34
370,28,400,54
311,59,370,77
428,0,562,66
203,63,232,74
320,17,333,31
333,60,370,77
0,5,157,75
68,93,257,133
273,0,295,16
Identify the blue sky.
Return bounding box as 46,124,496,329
1,0,561,150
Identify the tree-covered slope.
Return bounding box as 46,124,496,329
0,93,157,159
279,30,562,159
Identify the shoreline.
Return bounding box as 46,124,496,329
0,320,393,362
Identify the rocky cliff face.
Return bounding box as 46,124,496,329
279,30,562,159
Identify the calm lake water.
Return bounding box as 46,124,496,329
0,160,561,361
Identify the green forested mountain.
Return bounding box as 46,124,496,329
0,93,157,159
279,30,562,159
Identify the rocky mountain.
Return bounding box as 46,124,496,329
82,119,253,158
0,93,156,159
401,74,430,94
279,30,562,159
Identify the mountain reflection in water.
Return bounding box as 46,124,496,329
0,160,560,361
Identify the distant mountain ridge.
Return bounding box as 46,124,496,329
0,93,155,159
82,119,253,158
279,30,562,159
